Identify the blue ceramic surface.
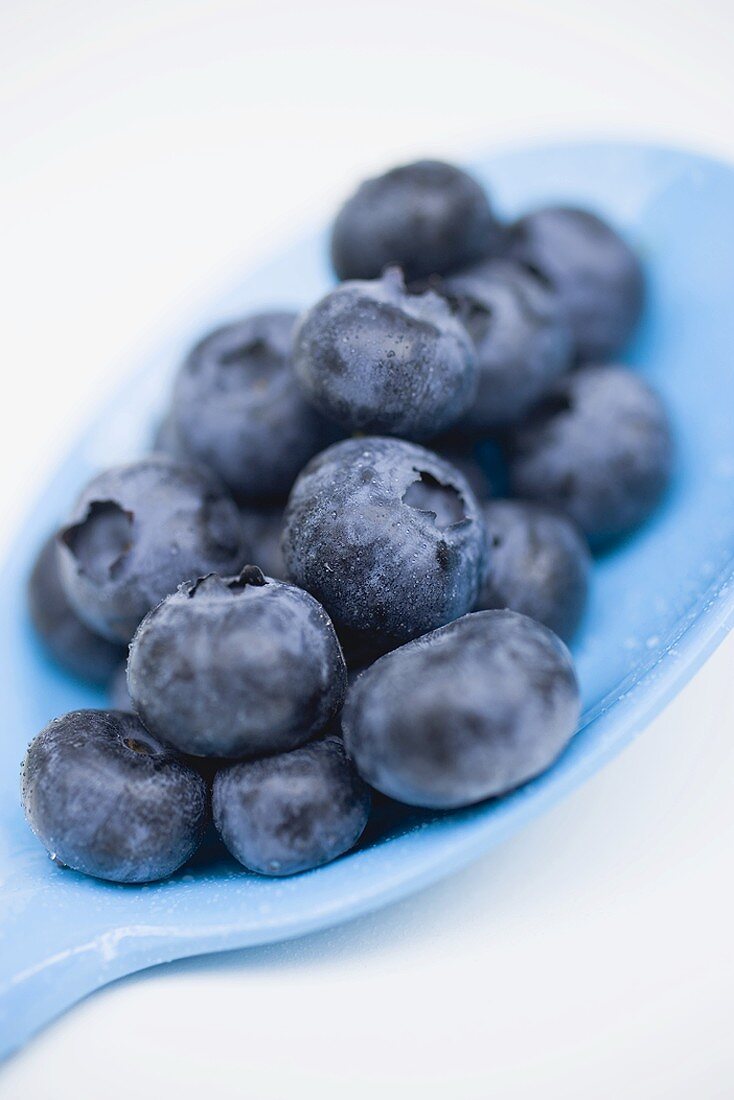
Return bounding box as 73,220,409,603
2,141,734,1060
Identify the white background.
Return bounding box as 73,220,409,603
2,2,734,1096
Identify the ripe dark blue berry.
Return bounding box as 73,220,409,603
477,500,590,642
212,736,370,876
28,535,125,684
21,709,207,883
293,268,476,439
438,259,572,431
57,454,247,643
507,365,673,545
504,206,644,360
282,436,487,659
331,159,500,282
342,610,580,809
127,567,347,759
169,311,338,502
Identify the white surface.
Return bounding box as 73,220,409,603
1,2,733,1095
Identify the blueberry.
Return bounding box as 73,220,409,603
477,501,590,642
331,159,500,282
342,610,580,809
504,206,644,359
212,736,370,876
437,259,572,431
127,566,347,759
237,505,285,579
507,365,673,545
28,535,125,684
293,268,476,439
57,454,247,642
282,436,487,659
21,709,207,883
169,311,338,502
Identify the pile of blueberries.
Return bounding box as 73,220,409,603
22,159,673,884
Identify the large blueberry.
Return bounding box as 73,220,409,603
438,259,572,431
477,500,590,642
212,736,370,876
21,709,207,883
293,268,476,439
342,610,580,809
57,454,247,643
504,206,644,359
282,436,487,658
127,566,346,759
237,505,285,579
507,365,673,546
168,311,338,502
330,159,500,282
28,535,125,684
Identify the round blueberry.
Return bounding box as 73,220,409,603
504,206,644,360
342,610,581,809
237,505,285,579
477,500,590,642
212,736,371,876
438,259,573,431
127,566,347,759
330,159,500,282
293,268,476,439
282,436,487,658
57,454,247,643
21,709,207,883
507,365,673,546
169,311,338,502
28,535,125,684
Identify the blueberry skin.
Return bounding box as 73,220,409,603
438,259,572,431
477,501,590,642
127,567,347,759
28,535,125,684
282,436,487,658
238,505,285,579
170,312,338,502
21,710,207,883
504,206,644,360
342,610,581,809
293,268,476,439
212,736,370,876
507,365,673,546
331,159,500,283
57,454,247,643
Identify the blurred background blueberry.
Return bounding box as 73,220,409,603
330,159,501,282
504,206,644,360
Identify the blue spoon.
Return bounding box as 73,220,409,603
2,140,734,1061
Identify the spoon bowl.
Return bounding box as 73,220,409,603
2,140,734,1059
